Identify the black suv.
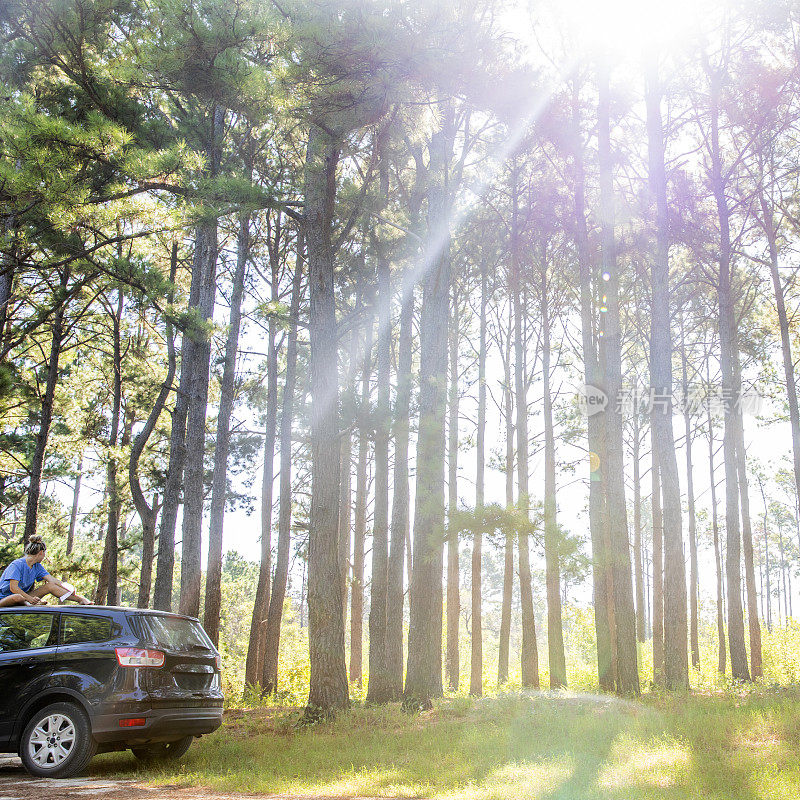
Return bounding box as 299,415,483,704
0,606,223,778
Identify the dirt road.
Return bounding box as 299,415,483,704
0,758,387,800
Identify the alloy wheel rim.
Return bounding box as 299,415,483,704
28,713,76,768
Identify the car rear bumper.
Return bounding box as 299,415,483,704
91,705,223,744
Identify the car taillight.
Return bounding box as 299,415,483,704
115,647,165,668
118,718,146,727
215,653,222,672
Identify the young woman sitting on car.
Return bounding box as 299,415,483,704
0,535,91,607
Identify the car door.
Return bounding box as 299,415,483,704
54,612,125,709
0,610,58,747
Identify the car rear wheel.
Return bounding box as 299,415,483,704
20,702,97,778
131,735,193,763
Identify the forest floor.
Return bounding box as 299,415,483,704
4,688,800,798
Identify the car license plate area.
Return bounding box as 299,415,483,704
170,661,214,692
174,672,212,691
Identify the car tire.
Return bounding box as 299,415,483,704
20,702,97,778
131,735,194,763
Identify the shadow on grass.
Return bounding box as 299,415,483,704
87,690,800,799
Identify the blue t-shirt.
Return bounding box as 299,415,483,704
0,558,50,598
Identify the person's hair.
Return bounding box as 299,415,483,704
24,534,46,556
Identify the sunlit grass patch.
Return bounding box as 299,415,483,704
597,734,691,791
437,759,575,800
91,689,800,799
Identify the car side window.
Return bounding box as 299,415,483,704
60,615,118,645
0,613,55,653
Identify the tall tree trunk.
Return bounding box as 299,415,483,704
304,124,348,717
98,289,124,606
404,104,454,710
758,478,772,632
387,271,414,699
350,316,372,687
598,346,619,686
511,158,539,690
0,213,14,359
541,258,566,688
779,522,788,620
177,218,218,617
153,325,192,611
338,433,352,621
300,556,306,629
67,454,83,557
261,237,304,696
645,540,651,638
179,105,224,618
338,327,357,627
733,349,762,677
470,264,487,698
389,148,424,695
130,247,178,610
632,413,646,642
246,223,279,686
446,292,460,692
788,522,794,618
598,61,639,694
498,317,514,687
571,84,614,691
405,526,413,587
758,534,765,626
645,59,687,690
707,393,727,674
680,324,700,671
762,535,768,624
117,411,134,593
23,269,68,545
723,543,729,618
367,156,393,704
763,190,800,555
153,247,195,615
137,495,159,609
94,515,109,604
707,66,750,680
652,437,664,685
208,211,252,648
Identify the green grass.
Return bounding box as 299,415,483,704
90,688,800,798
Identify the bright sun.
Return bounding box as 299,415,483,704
559,0,703,57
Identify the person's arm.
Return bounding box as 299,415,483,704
42,573,65,591
9,579,43,605
34,564,65,594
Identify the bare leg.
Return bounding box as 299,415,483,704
32,581,91,605
0,594,26,608
56,581,92,604
31,583,60,600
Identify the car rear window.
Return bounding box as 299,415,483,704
61,614,118,644
0,613,54,652
138,615,214,651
